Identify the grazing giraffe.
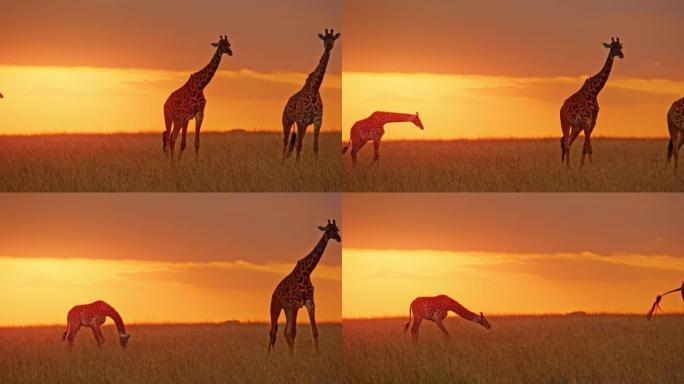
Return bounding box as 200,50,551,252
62,300,130,349
268,220,341,355
282,29,340,163
342,112,424,166
560,37,624,167
163,35,233,161
404,294,491,342
647,281,684,320
667,97,684,171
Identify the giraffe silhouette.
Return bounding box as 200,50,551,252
647,281,684,320
282,29,340,163
163,35,232,161
404,295,491,342
268,220,341,355
342,111,424,166
560,37,623,167
667,97,684,171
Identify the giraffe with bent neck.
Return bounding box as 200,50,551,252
62,300,129,349
404,295,491,342
268,220,341,355
342,111,424,166
560,37,624,167
282,29,340,163
667,98,684,171
163,35,233,161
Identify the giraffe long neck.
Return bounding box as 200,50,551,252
305,48,331,92
295,233,329,276
372,112,416,125
586,52,614,96
195,49,223,90
448,299,480,323
105,307,127,335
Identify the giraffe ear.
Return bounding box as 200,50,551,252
333,33,341,40
211,42,219,47
317,226,326,231
602,42,611,48
318,33,325,40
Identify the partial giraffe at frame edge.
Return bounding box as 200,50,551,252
667,97,684,172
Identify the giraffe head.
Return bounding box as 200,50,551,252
412,112,424,130
602,37,624,59
211,35,233,56
318,29,340,51
318,219,341,242
119,333,130,349
476,312,491,329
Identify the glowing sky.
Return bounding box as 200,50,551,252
0,0,341,134
0,194,341,325
343,194,684,317
342,0,684,139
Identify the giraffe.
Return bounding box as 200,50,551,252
647,281,684,320
163,35,232,161
62,300,129,349
342,111,424,166
404,294,491,342
667,97,684,171
560,37,624,167
282,29,340,163
268,219,341,355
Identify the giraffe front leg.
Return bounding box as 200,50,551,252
305,299,319,352
435,320,450,341
371,139,381,166
178,121,189,160
168,120,183,162
284,308,298,355
295,123,305,165
194,111,204,159
92,327,104,348
566,127,582,168
313,117,322,160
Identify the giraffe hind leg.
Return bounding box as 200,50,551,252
268,300,282,355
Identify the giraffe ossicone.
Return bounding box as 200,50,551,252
163,34,233,161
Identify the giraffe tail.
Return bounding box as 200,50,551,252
342,137,352,155
667,139,673,162
285,131,297,159
404,305,412,333
62,323,69,341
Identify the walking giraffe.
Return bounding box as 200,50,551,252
647,281,684,320
560,37,624,167
282,29,340,163
62,300,130,349
342,111,424,166
163,35,232,161
667,97,684,171
404,295,491,342
268,220,341,355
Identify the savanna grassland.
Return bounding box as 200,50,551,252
0,322,341,384
343,315,684,384
342,138,684,192
0,131,340,192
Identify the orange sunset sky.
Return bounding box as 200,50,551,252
0,0,341,135
0,194,341,325
343,0,684,140
343,194,684,318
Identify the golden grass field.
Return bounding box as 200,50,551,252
342,138,684,192
343,315,684,384
0,131,340,192
0,322,341,384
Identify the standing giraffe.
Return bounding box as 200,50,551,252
62,300,130,349
342,111,424,166
667,97,684,171
163,35,232,161
647,281,684,320
282,29,340,163
404,295,491,342
560,37,624,167
268,220,341,355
